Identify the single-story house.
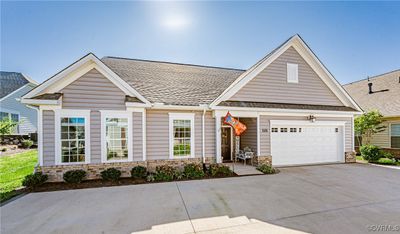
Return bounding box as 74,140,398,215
343,69,400,156
21,35,362,181
0,71,38,134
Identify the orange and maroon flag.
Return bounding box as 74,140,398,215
223,112,247,136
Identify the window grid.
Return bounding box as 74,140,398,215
173,119,191,157
290,128,297,132
272,128,278,133
391,124,400,148
106,118,128,161
61,117,85,163
280,128,288,133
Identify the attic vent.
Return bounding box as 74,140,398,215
367,81,389,94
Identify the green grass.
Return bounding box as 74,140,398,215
356,155,400,166
0,150,38,202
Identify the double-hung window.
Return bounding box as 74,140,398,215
391,124,400,149
55,110,90,165
101,111,132,162
169,113,195,159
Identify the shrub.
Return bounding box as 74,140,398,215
146,174,155,182
208,164,233,177
360,144,382,162
154,165,177,181
22,172,48,188
375,158,397,165
183,163,205,179
21,139,34,149
101,168,122,181
1,148,6,152
131,166,147,179
63,170,87,183
256,164,276,174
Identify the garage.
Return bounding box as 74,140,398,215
270,121,345,166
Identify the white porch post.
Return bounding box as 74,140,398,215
257,114,260,156
215,113,222,163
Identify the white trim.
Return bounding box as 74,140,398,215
100,110,133,163
142,109,147,161
169,113,195,159
270,120,346,126
21,98,60,105
213,106,361,115
210,35,362,112
152,104,209,110
216,115,222,163
202,109,206,163
351,116,355,151
257,115,260,156
54,109,91,165
0,84,31,102
21,74,39,85
38,108,43,166
126,102,152,108
22,53,150,105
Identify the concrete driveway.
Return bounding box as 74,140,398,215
1,163,399,234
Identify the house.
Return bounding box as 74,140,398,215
343,70,400,156
21,35,362,182
0,71,38,135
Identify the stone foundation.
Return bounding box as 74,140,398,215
36,157,217,182
252,155,272,167
345,151,356,163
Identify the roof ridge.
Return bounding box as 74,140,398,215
343,68,400,86
102,56,246,72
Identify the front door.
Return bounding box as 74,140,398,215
221,127,232,162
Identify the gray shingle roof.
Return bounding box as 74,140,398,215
343,69,400,117
219,101,357,112
101,57,244,106
32,93,63,100
0,71,30,98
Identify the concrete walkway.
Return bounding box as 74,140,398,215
1,163,400,234
224,162,263,175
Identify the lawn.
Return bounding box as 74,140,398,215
356,155,400,166
0,150,38,202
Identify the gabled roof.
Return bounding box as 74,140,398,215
343,69,400,117
101,57,244,106
0,71,37,99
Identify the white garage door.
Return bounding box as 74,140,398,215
271,124,344,166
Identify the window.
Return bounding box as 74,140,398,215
0,111,19,133
106,118,128,161
280,128,288,133
0,112,9,120
271,128,278,133
299,128,302,132
60,117,86,163
101,111,132,163
335,128,339,133
287,63,298,83
55,110,90,165
169,113,195,158
391,124,400,148
290,128,297,132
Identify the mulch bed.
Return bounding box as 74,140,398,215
0,145,33,157
31,174,239,193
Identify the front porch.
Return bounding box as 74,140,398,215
223,162,263,175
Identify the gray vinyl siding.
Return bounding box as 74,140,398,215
259,115,353,156
61,69,126,110
90,111,101,163
146,110,215,160
240,118,258,155
42,110,55,166
133,112,143,161
0,84,37,134
229,46,343,106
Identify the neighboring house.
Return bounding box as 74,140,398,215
21,35,362,181
0,71,38,134
344,70,400,156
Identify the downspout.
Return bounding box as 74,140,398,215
199,104,208,164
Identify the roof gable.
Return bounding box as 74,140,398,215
0,72,37,99
211,35,362,112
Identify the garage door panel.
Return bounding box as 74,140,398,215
271,125,344,166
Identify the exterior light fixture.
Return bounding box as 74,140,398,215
307,115,316,122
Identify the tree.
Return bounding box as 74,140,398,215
354,110,386,145
0,117,18,137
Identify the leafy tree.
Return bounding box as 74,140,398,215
0,117,18,136
354,110,386,145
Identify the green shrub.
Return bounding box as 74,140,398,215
131,166,147,179
146,174,155,182
154,165,177,181
101,168,122,181
257,164,276,174
360,144,382,162
21,139,34,149
183,163,205,179
1,148,6,152
375,158,397,165
208,164,233,177
63,170,87,183
22,172,48,188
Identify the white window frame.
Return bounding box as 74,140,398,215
287,63,299,83
169,113,195,159
101,111,133,163
55,109,91,165
389,123,400,149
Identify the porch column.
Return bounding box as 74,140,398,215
215,114,222,163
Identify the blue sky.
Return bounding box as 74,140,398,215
1,1,399,84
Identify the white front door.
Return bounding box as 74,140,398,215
271,124,344,166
